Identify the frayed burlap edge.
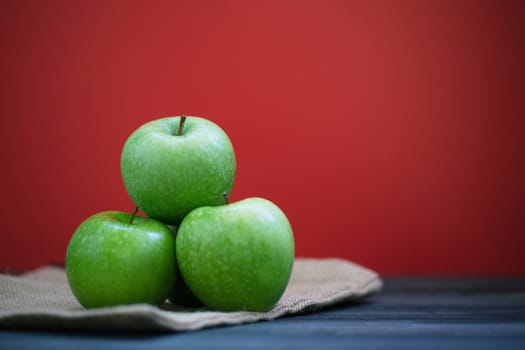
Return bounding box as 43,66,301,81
0,258,382,332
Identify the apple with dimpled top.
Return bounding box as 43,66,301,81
65,209,176,309
176,195,295,312
120,116,236,225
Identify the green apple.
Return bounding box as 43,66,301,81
169,265,204,307
65,210,176,309
176,197,295,312
166,225,203,307
120,116,236,225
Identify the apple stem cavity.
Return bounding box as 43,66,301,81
129,206,139,224
222,192,230,205
177,115,187,136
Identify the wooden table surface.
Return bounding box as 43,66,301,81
1,277,525,349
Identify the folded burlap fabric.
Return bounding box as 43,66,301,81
0,258,382,332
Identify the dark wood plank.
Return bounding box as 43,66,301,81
1,277,525,349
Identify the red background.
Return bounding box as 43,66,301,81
1,0,524,275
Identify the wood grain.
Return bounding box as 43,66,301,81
1,278,525,349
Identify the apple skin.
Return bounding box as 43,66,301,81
166,225,203,307
169,265,204,307
65,211,176,309
176,198,295,312
120,116,236,225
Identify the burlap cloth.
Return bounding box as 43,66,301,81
0,258,382,332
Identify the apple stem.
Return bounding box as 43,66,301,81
129,206,139,224
177,115,187,136
222,192,229,205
